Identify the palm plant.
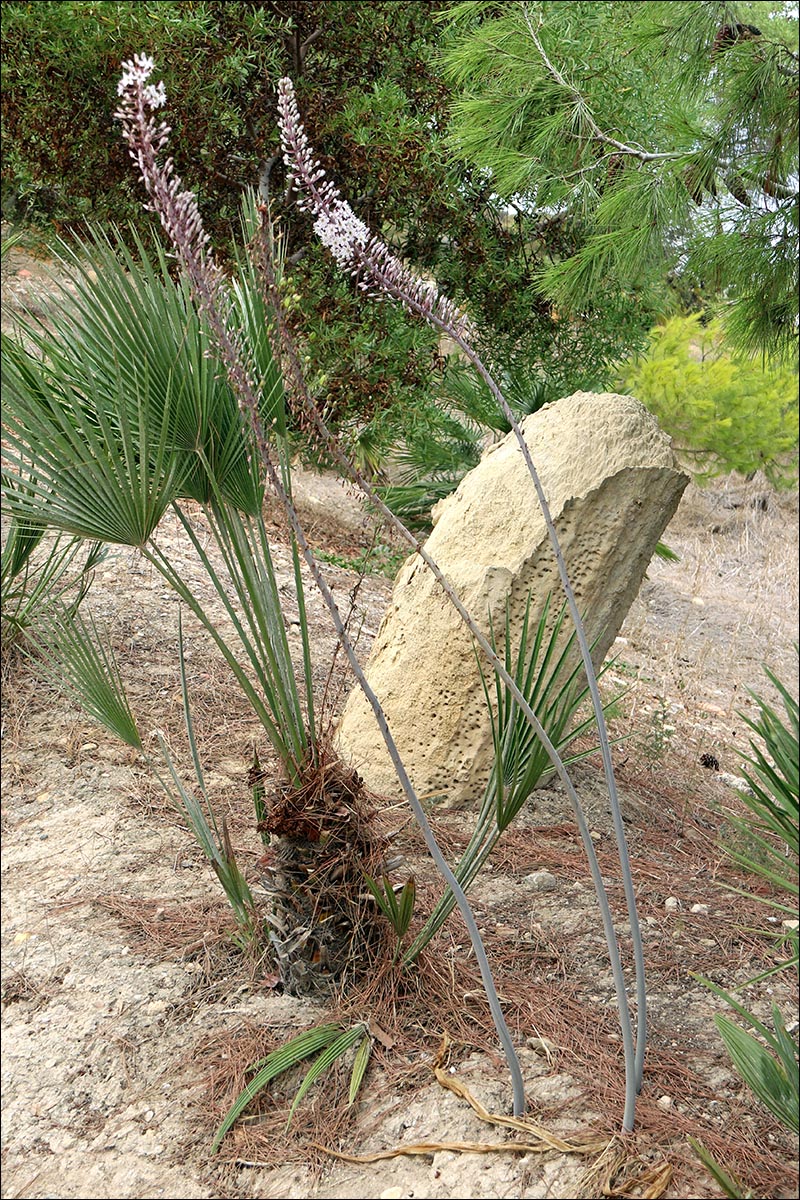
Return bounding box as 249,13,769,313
696,656,799,1138
1,215,388,988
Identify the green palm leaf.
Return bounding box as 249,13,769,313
348,1033,373,1107
211,1023,344,1153
1,468,104,652
287,1023,369,1126
1,221,289,530
29,607,143,750
2,208,314,779
2,330,181,547
715,1011,798,1134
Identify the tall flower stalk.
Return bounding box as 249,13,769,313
277,77,647,1128
116,57,526,1116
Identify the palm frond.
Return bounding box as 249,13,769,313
28,606,143,750
286,1023,369,1126
211,1023,345,1153
2,328,182,547
404,594,621,960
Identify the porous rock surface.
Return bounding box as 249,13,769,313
336,392,688,805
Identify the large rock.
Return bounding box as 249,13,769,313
336,392,688,805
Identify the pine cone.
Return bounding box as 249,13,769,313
712,22,762,56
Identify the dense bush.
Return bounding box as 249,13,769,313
618,315,799,486
1,1,284,235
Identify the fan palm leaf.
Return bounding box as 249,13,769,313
2,332,181,546
404,595,621,960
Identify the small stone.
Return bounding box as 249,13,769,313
47,1132,76,1153
782,919,799,931
691,903,710,915
657,1095,673,1110
81,742,98,752
380,1189,406,1199
525,870,557,892
718,771,752,794
526,1036,557,1056
664,896,681,911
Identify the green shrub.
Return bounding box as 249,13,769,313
1,1,283,237
618,315,799,486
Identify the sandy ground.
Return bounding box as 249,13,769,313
2,244,799,1200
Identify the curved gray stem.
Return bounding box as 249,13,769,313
273,78,644,1119
350,241,647,1110
449,332,647,1096
252,437,527,1117
254,237,640,1130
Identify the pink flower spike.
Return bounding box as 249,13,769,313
276,77,474,342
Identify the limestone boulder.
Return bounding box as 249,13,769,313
335,392,688,805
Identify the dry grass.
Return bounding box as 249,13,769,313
187,780,797,1195
2,472,797,1199
197,939,797,1197
620,477,798,717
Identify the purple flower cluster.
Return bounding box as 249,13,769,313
115,56,259,409
277,78,473,341
115,55,213,276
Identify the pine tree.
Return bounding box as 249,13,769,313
441,0,799,362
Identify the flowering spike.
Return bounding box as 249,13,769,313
115,54,257,409
276,78,474,341
277,75,647,1132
